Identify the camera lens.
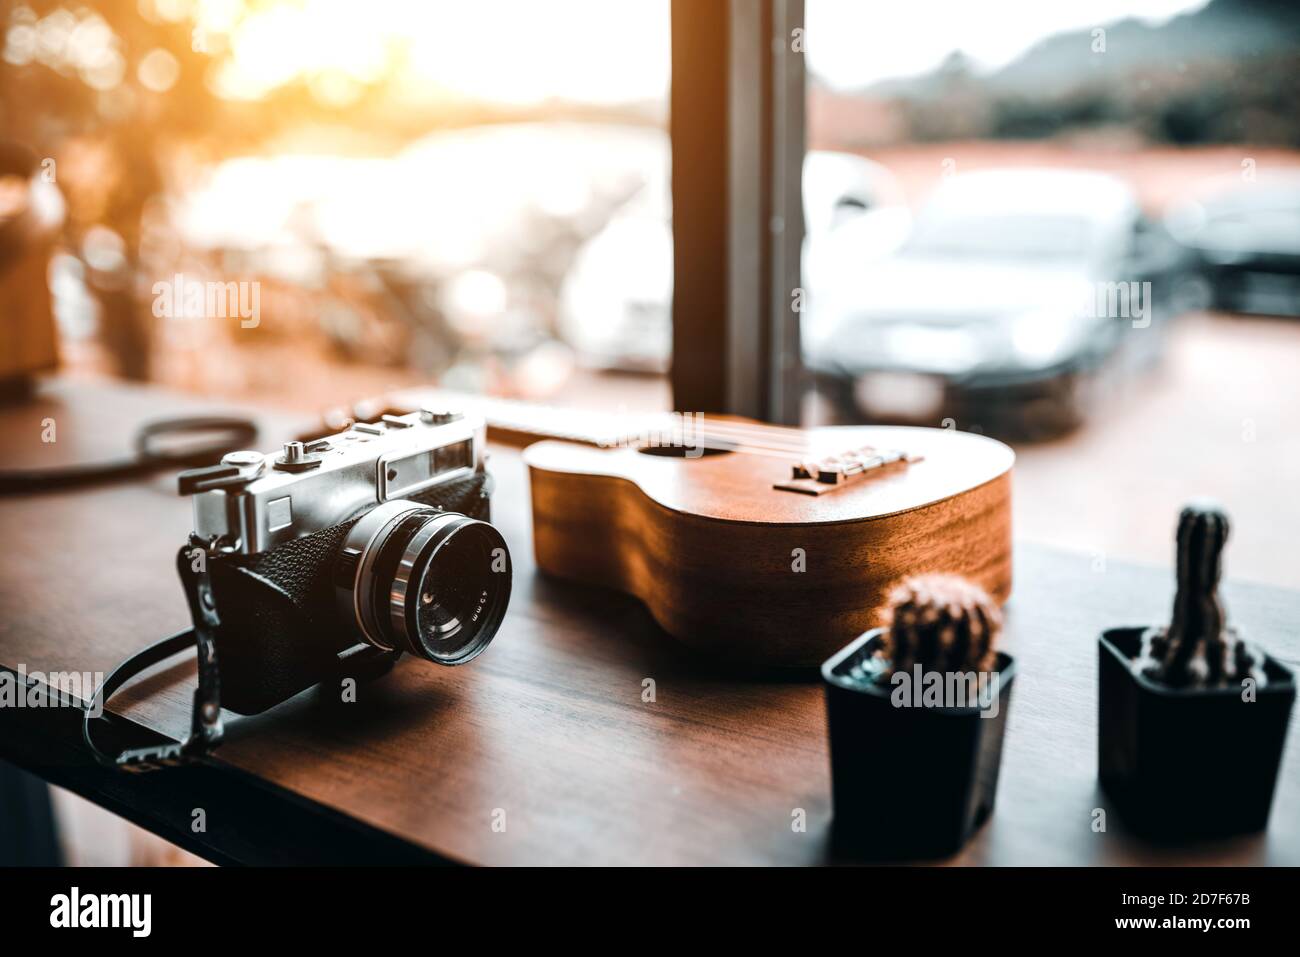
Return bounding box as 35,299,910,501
337,500,511,664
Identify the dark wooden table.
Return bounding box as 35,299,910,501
1,377,1297,865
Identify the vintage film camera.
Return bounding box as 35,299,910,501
177,406,511,715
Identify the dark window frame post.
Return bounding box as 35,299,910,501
670,0,806,423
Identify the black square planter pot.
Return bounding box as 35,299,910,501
1098,627,1296,842
822,628,1016,861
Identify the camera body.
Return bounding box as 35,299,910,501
178,408,510,715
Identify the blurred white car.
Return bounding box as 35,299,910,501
559,150,911,372
805,168,1196,437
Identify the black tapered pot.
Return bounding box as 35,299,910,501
1098,627,1296,841
822,628,1016,861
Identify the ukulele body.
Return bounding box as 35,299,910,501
524,424,1014,668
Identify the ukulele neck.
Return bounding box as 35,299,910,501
400,390,734,450
395,388,920,495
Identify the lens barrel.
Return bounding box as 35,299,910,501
337,500,510,664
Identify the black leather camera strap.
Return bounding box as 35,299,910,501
82,546,225,772
0,415,258,493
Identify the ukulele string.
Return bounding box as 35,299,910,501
690,420,854,452
666,422,822,455
653,419,900,464
585,410,811,447
652,432,828,460
485,409,811,453
472,399,854,458
650,425,811,453
644,416,810,445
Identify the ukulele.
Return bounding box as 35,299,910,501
376,392,1016,669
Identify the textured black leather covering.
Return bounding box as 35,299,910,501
208,469,493,714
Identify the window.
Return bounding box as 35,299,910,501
5,0,672,415
798,0,1300,585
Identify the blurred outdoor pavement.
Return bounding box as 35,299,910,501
1010,310,1300,590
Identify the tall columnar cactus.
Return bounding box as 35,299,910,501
879,574,1002,676
1137,501,1268,688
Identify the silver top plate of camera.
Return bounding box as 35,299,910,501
184,407,485,556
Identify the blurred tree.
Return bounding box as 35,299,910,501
1,1,226,377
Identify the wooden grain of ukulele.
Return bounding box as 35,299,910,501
391,392,1015,669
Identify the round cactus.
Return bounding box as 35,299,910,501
878,574,1002,676
1136,500,1268,688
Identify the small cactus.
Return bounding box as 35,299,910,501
849,574,1002,684
1136,501,1268,689
885,574,1002,674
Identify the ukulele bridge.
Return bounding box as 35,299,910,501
774,447,921,496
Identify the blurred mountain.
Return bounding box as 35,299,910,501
985,0,1300,97
817,0,1300,146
